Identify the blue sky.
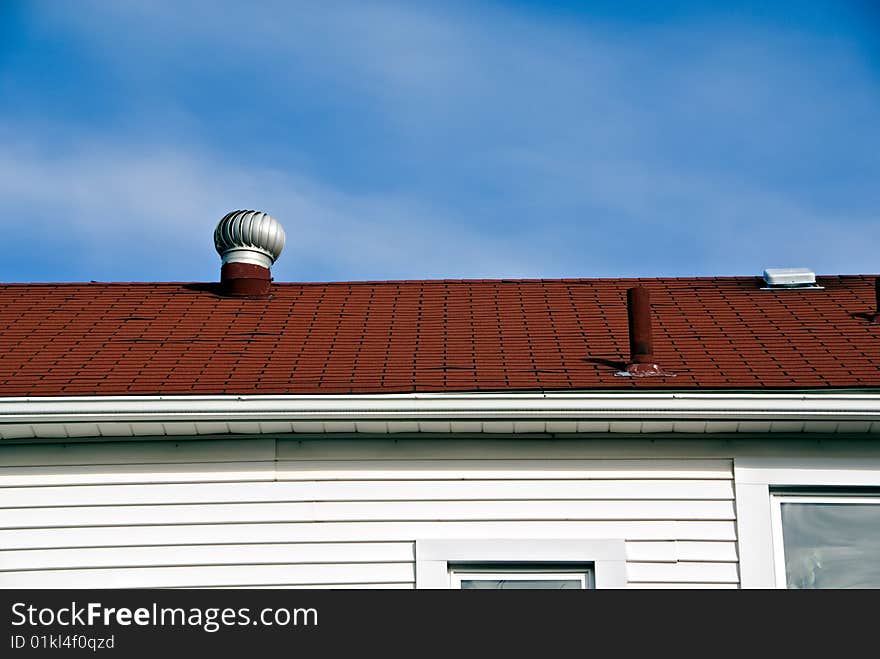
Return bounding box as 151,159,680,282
1,0,878,283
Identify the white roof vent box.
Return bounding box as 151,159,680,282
762,267,823,290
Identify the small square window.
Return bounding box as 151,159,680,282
450,564,594,590
416,539,625,589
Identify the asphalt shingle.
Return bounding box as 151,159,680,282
0,275,878,396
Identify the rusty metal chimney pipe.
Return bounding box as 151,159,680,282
618,285,674,377
870,277,880,324
221,262,272,297
627,286,654,364
875,277,880,317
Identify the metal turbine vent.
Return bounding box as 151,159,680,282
214,210,286,269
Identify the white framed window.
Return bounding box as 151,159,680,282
450,565,594,590
770,491,880,589
734,456,880,588
415,539,626,589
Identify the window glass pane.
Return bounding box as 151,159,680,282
460,579,582,590
451,565,593,589
780,502,880,588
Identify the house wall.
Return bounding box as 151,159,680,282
1,436,878,589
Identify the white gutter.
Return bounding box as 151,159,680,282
2,392,880,425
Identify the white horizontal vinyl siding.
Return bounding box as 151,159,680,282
0,439,738,588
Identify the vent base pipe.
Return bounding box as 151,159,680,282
616,286,675,378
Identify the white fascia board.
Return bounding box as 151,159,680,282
1,392,880,425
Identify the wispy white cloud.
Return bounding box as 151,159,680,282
2,1,878,281
0,138,535,281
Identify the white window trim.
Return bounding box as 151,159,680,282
415,539,626,589
734,456,880,588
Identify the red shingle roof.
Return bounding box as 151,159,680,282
1,276,878,396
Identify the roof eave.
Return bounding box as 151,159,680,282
2,391,880,440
